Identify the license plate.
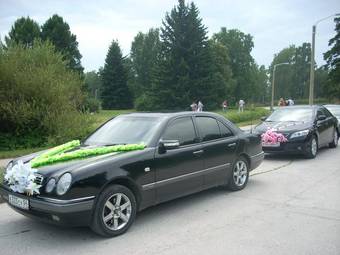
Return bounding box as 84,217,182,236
8,194,29,210
262,142,280,147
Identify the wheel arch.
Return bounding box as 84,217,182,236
98,176,142,210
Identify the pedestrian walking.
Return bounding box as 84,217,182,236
287,98,294,106
278,98,286,107
197,100,204,112
222,100,228,112
238,99,245,112
190,101,197,111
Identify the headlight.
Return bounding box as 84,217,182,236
56,173,72,195
290,129,310,139
45,178,56,193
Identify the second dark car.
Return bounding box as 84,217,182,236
254,105,339,158
1,112,263,237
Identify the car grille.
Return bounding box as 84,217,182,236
34,174,44,185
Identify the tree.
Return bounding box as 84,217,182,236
84,71,102,98
41,14,83,73
5,17,40,47
269,43,313,101
101,40,132,109
324,17,340,99
142,0,227,110
212,28,257,103
0,41,89,147
129,28,161,99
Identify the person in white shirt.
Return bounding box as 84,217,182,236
197,101,204,112
238,99,245,112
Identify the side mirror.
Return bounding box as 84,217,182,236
261,116,267,121
158,140,180,154
317,114,326,121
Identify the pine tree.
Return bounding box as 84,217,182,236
41,14,83,73
101,40,132,109
146,0,226,110
324,17,340,99
5,17,40,47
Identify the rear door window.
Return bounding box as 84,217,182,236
162,117,197,146
196,117,221,142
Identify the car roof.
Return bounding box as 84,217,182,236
119,111,223,119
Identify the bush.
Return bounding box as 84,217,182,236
0,41,92,148
217,107,270,124
83,97,101,113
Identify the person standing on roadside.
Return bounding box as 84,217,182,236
238,99,245,112
190,101,197,111
197,100,204,112
278,98,286,107
222,100,228,112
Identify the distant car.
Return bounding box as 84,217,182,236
324,104,340,130
0,112,264,237
254,105,339,158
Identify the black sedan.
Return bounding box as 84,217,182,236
0,112,264,237
254,105,339,158
324,104,340,130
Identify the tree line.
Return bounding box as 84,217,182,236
1,0,340,113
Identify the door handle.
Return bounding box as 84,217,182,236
193,150,204,155
227,143,236,148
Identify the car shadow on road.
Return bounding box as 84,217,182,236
0,180,262,243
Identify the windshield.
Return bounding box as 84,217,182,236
84,116,163,146
266,108,313,122
326,107,340,119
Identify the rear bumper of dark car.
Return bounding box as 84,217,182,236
249,151,264,171
0,185,95,227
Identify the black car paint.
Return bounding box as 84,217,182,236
254,105,338,154
0,112,263,226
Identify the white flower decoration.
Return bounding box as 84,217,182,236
4,160,42,195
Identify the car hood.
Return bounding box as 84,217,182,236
255,121,313,134
10,146,148,177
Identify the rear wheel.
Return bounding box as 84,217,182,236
304,135,318,159
329,128,338,148
91,184,137,237
227,156,249,191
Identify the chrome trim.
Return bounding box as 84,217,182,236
36,196,95,204
142,163,231,191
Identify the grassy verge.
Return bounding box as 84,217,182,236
0,167,4,183
0,146,49,159
0,108,269,159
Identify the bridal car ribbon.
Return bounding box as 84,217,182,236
261,128,288,145
4,140,146,195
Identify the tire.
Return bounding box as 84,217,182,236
91,184,137,237
329,128,338,148
227,156,249,191
304,135,318,159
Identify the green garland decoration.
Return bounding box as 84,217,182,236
30,140,146,168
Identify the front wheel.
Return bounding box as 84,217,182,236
329,128,338,148
227,156,249,191
304,135,318,159
91,184,137,237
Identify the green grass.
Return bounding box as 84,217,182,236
0,146,50,159
0,107,269,159
0,167,4,183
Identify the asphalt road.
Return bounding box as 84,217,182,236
0,147,339,255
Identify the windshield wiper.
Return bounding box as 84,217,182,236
102,143,127,146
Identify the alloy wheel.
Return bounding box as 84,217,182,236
233,160,248,186
311,138,317,156
102,193,132,231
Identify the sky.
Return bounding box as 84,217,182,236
1,0,339,72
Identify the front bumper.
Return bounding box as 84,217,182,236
0,184,95,227
262,140,307,154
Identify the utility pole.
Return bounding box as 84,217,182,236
309,13,340,105
271,63,289,111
